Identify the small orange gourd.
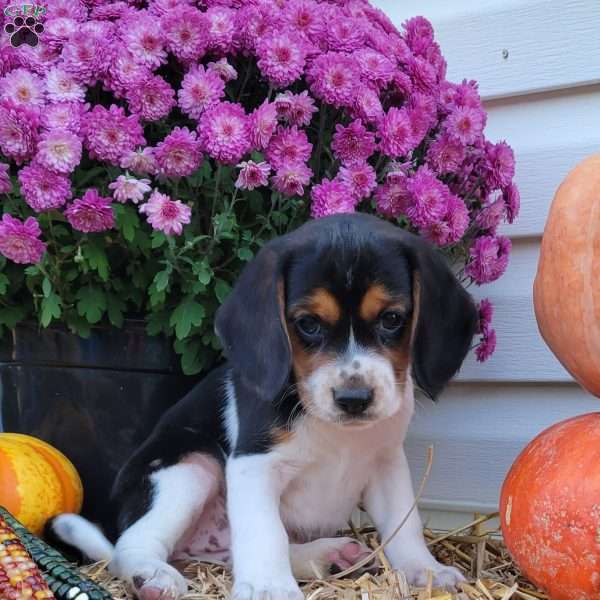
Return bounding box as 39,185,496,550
500,413,600,600
533,155,600,396
0,433,83,535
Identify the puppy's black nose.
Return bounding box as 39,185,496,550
333,388,373,415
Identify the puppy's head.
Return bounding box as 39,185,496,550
216,214,477,429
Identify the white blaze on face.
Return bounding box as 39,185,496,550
299,326,407,425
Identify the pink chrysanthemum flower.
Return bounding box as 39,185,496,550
249,101,279,150
405,54,439,96
502,183,520,224
422,193,469,246
109,174,152,204
0,100,39,164
327,16,365,52
198,102,250,165
36,128,82,174
374,178,410,218
307,52,360,108
61,29,107,85
0,68,45,107
331,120,376,166
44,17,78,48
476,327,496,362
257,30,308,88
283,0,323,40
91,2,130,20
41,102,87,134
83,105,145,165
18,163,71,212
155,127,202,178
266,127,312,170
0,45,21,77
235,160,271,190
379,107,418,159
271,163,312,197
120,147,158,176
206,7,237,54
465,235,511,284
126,75,176,122
0,163,11,194
44,0,87,21
139,190,192,236
476,197,506,232
235,1,281,53
149,0,194,16
121,16,166,69
311,179,357,218
405,167,448,229
162,6,209,62
15,44,61,78
403,16,434,56
353,86,384,125
65,189,115,233
427,133,466,175
106,48,151,98
178,65,224,120
353,49,396,88
45,67,86,103
0,214,46,264
338,163,377,200
477,298,493,335
208,58,238,82
445,106,486,145
274,91,317,127
485,141,515,190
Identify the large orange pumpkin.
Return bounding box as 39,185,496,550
0,433,83,535
500,413,600,599
533,155,600,397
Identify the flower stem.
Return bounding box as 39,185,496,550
314,104,327,179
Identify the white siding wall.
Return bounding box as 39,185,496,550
371,0,600,528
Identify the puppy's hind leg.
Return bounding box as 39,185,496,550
111,456,221,600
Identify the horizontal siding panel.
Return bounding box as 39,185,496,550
406,382,599,511
374,0,600,100
456,239,572,382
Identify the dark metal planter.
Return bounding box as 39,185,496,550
0,321,199,526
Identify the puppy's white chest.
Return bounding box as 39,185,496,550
276,424,384,539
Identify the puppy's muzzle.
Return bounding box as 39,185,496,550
333,387,374,416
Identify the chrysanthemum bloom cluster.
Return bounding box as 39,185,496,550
0,2,518,364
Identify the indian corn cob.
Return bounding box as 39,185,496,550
0,509,55,599
0,507,112,600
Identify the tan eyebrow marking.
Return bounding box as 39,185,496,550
290,287,341,325
359,283,408,322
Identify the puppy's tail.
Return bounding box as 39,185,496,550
46,513,115,563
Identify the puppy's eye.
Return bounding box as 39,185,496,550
378,311,404,333
295,315,322,338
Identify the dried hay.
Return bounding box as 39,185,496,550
80,449,545,599
82,516,544,600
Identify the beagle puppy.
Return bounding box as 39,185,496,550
51,213,477,600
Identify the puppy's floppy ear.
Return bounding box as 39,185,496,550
215,237,292,404
406,238,478,400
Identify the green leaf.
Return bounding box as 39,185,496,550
151,232,167,249
0,273,10,295
180,340,206,375
154,269,171,292
0,306,25,329
106,293,126,328
66,313,91,338
169,297,205,340
84,241,110,281
146,311,170,336
24,266,39,277
115,205,140,243
193,260,213,285
214,278,231,304
76,286,107,324
237,247,253,262
40,292,62,327
42,277,52,298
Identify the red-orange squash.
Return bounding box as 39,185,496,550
500,413,600,599
0,433,83,535
533,155,600,397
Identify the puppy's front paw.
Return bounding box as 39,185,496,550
232,578,304,600
119,558,187,600
399,561,465,589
